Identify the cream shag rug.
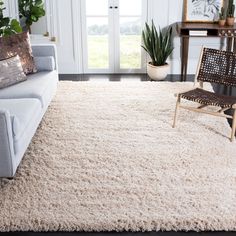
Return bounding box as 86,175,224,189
0,81,236,232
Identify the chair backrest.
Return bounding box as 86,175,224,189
197,48,236,87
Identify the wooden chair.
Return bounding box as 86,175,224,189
173,47,236,142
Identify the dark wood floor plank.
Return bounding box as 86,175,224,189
58,74,195,82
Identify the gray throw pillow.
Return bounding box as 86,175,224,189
0,55,27,89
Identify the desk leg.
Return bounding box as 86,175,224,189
227,37,233,52
181,38,185,82
233,37,236,53
181,37,189,82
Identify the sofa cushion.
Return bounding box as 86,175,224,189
0,55,26,89
32,45,57,70
0,32,37,75
0,99,42,142
0,71,58,107
34,56,55,71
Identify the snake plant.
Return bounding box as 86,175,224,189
142,20,173,67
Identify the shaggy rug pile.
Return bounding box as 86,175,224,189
0,81,236,232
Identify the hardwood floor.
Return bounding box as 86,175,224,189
59,74,195,82
1,74,235,236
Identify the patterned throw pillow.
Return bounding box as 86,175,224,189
0,55,27,89
0,32,37,75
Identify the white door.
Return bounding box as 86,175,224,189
81,0,147,74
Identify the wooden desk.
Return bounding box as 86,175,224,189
176,22,236,82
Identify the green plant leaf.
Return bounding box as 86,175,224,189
0,17,10,27
18,0,45,27
10,19,23,33
0,0,22,37
141,20,174,66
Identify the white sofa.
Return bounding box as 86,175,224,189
0,45,58,177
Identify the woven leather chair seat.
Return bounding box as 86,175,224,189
180,88,236,108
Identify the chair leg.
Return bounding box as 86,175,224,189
173,96,181,128
231,109,236,142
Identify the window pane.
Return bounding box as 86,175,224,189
120,17,142,69
87,17,109,69
119,0,142,16
86,0,108,15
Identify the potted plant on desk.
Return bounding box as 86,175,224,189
219,7,226,26
226,0,235,26
142,21,174,81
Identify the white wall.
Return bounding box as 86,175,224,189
30,0,48,35
3,0,235,74
53,0,83,74
2,0,18,18
2,0,9,16
31,15,47,34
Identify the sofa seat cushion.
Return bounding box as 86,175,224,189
0,99,42,142
0,71,57,108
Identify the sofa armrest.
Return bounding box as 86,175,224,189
0,110,15,177
31,44,58,70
